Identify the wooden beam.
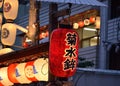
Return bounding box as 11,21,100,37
0,42,49,67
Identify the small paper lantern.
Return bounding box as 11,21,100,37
34,58,48,81
0,48,14,55
3,0,19,20
15,63,31,84
25,61,38,82
1,23,16,46
89,16,96,24
0,67,13,86
8,63,19,83
84,19,90,26
95,16,100,29
73,23,79,29
0,0,3,8
78,21,84,28
50,28,79,77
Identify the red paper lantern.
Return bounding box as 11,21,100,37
78,21,84,28
49,28,79,77
8,63,19,83
89,16,95,24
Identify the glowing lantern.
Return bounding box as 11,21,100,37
73,23,79,29
0,48,14,55
49,28,79,77
95,16,100,29
34,58,48,81
0,67,13,86
0,0,3,8
78,21,84,28
1,23,16,46
89,16,96,24
84,19,90,26
24,61,38,82
15,63,31,84
8,63,19,83
3,0,19,20
39,32,46,39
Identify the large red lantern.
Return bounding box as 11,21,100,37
49,28,79,77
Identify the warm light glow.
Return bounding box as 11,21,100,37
39,32,46,39
45,31,49,37
84,19,90,25
73,23,79,29
95,16,100,29
78,21,84,28
89,16,96,23
0,67,13,86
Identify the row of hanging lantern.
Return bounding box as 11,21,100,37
0,58,48,86
0,0,29,52
73,16,100,29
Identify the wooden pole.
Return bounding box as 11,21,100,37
27,0,37,44
49,3,58,81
